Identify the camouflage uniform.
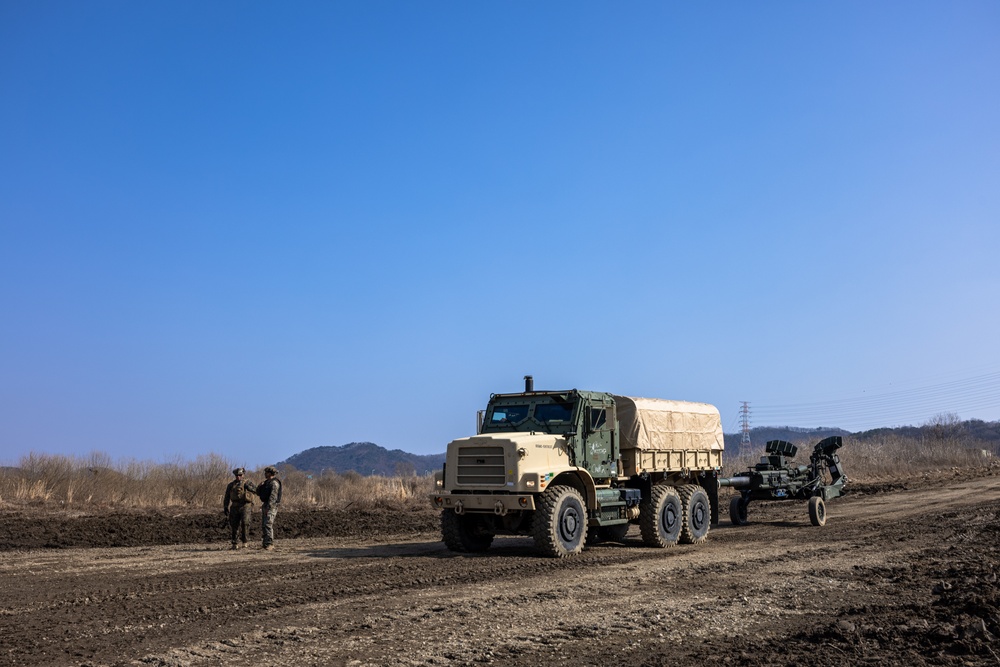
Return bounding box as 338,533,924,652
223,468,256,549
256,466,282,550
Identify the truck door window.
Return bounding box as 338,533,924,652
590,408,606,431
489,405,529,425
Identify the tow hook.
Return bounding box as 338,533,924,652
494,501,507,516
454,501,464,515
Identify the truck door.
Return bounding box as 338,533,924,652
584,400,614,479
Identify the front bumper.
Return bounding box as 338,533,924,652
430,492,537,515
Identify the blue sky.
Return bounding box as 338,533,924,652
2,2,999,467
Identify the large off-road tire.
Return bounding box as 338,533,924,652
441,511,494,553
639,485,682,548
808,496,826,527
532,485,587,558
586,524,630,546
729,495,749,526
678,484,711,544
597,523,630,543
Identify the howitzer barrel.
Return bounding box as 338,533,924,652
719,476,751,488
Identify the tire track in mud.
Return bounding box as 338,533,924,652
1,470,998,667
4,540,699,665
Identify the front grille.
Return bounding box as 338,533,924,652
456,446,506,486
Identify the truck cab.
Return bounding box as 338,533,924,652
480,388,617,480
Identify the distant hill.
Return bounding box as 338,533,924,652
280,442,445,477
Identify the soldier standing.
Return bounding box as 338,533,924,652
223,468,256,550
257,466,282,551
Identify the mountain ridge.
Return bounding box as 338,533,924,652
280,442,445,477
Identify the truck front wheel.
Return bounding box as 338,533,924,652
640,485,682,548
533,485,586,558
441,511,494,553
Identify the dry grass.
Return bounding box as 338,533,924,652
722,431,995,481
0,452,435,512
1,431,993,512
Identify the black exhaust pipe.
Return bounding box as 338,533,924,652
524,375,534,393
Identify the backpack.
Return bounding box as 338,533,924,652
229,480,256,505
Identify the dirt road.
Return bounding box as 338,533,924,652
1,469,998,667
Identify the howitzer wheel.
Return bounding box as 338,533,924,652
640,485,682,548
533,485,586,558
678,484,711,544
808,496,826,526
729,495,749,526
441,511,494,553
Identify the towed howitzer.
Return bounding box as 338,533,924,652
720,436,847,527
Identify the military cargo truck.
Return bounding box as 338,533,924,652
431,376,724,557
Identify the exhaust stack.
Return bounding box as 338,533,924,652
524,375,534,393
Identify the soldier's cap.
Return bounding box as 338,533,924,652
233,467,245,476
264,466,277,475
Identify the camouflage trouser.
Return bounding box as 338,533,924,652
229,502,252,545
261,503,278,547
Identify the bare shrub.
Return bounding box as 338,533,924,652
273,466,434,510
0,452,238,510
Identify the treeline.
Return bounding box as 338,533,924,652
854,418,1000,445
725,416,1000,457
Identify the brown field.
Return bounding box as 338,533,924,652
1,455,998,667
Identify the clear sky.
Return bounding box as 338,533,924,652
2,2,999,468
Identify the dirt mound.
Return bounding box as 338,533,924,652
0,506,440,550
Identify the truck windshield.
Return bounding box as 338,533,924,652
534,403,573,423
482,394,579,434
489,405,529,425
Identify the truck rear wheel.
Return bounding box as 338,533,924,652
640,485,682,548
729,495,748,526
678,484,710,544
533,485,586,558
586,524,629,546
808,496,826,526
441,511,494,553
597,523,630,542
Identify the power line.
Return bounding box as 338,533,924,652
750,369,1000,430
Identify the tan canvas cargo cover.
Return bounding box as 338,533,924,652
613,396,724,452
